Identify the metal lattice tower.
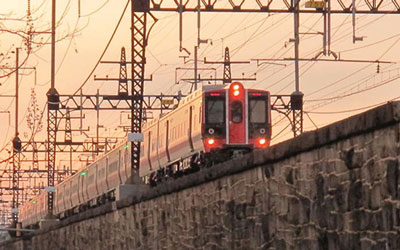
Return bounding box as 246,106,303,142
32,142,39,171
47,88,59,216
131,0,149,173
65,108,72,144
223,47,232,85
11,142,21,223
119,47,129,96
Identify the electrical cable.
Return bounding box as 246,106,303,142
306,95,400,114
79,0,110,17
72,0,129,95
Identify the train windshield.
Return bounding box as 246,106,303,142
249,99,267,123
206,97,224,124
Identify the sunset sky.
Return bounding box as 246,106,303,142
1,0,400,168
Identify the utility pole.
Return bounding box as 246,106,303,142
12,48,22,227
291,0,304,137
46,0,59,219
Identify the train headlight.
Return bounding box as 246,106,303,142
233,90,240,96
207,138,215,145
259,138,266,145
233,84,240,90
208,128,215,135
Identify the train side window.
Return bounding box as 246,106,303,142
231,101,243,123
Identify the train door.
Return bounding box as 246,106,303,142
165,120,171,162
118,150,123,184
105,157,110,191
156,121,161,168
228,82,246,144
147,131,152,170
188,106,194,151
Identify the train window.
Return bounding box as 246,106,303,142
249,99,267,123
231,101,243,123
206,98,224,124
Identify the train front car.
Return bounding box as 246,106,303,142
202,82,271,159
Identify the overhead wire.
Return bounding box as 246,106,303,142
305,95,400,114
72,0,129,95
79,0,110,17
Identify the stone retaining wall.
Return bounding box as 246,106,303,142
2,102,400,250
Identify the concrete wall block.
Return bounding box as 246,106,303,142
361,183,371,209
370,183,383,210
297,179,317,199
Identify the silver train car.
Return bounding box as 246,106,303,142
19,82,272,228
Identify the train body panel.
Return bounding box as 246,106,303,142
140,87,208,178
55,182,65,215
96,157,108,195
70,174,81,209
86,163,98,205
80,167,90,205
120,145,130,183
37,191,48,221
107,150,121,190
157,118,169,170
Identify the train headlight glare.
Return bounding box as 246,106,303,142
233,90,240,96
233,84,240,90
259,138,266,145
207,138,215,145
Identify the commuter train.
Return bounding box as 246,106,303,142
19,82,272,228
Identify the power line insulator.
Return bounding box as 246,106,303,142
12,136,22,152
291,91,304,111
